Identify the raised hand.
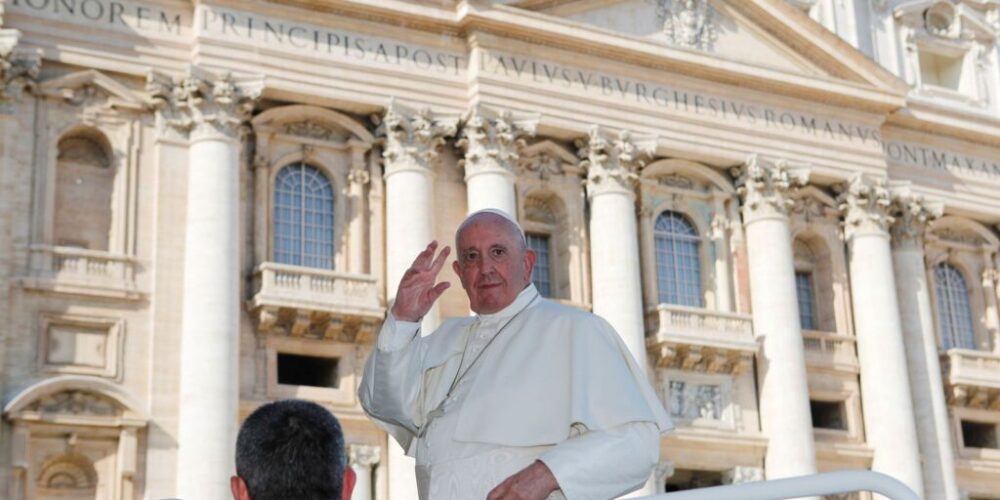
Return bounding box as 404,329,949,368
391,241,451,322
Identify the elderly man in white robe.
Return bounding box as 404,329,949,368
359,209,672,500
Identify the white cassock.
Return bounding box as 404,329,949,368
359,284,673,499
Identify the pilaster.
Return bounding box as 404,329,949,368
578,126,656,199
147,65,262,143
349,444,381,500
732,154,809,225
377,98,456,179
0,29,40,114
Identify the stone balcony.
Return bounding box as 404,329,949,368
802,330,859,372
941,349,1000,409
20,245,140,300
645,304,757,375
248,262,385,342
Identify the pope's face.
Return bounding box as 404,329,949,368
452,216,536,315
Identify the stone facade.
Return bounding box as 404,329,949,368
0,1,999,499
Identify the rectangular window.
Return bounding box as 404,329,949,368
277,353,339,389
795,271,816,330
919,50,964,90
962,420,999,449
810,400,847,430
665,470,724,492
526,233,552,297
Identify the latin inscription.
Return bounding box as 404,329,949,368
10,1,999,178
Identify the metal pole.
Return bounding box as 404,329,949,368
643,470,920,500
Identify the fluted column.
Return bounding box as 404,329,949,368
733,156,816,482
376,99,456,500
457,105,536,216
838,173,923,498
349,444,381,500
579,126,655,370
890,189,957,500
148,66,262,499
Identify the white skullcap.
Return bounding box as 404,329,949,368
455,208,526,246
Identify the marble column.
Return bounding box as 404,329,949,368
457,104,537,216
733,156,816,482
377,98,456,500
148,66,262,499
349,444,381,500
579,126,655,370
838,173,923,498
890,189,957,500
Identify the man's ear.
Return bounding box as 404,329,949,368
231,475,251,500
452,259,461,276
523,249,537,281
342,467,357,500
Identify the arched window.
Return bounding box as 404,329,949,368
935,263,976,350
273,163,335,269
55,130,114,250
654,211,702,307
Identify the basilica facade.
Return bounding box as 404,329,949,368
0,0,999,499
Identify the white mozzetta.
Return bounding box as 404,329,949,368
890,191,958,500
149,66,262,499
580,126,655,371
735,155,817,481
839,173,924,498
457,105,537,216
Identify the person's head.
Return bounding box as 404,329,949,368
231,399,356,500
452,209,536,314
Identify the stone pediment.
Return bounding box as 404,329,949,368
38,70,147,112
508,0,906,92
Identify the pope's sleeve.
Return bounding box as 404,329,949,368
358,313,425,451
539,421,660,500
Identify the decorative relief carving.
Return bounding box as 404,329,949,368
524,195,559,225
577,126,656,196
933,227,985,246
348,444,381,468
890,189,942,250
37,453,97,490
668,380,724,420
657,173,695,190
374,98,457,176
732,155,809,222
657,0,718,51
348,168,371,186
28,391,122,417
284,120,339,141
723,466,764,484
0,30,41,111
457,105,537,178
146,65,263,140
835,173,897,240
518,151,565,180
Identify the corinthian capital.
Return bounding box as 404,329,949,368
146,66,263,141
732,155,809,223
890,185,943,250
836,173,899,240
577,126,656,197
457,104,537,179
0,30,41,113
348,444,381,468
376,98,457,177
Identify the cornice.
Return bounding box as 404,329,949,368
456,3,907,113
887,97,1000,147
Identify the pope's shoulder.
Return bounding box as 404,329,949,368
531,298,618,336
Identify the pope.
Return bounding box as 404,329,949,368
359,209,672,499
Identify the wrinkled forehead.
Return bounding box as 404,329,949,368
455,211,526,250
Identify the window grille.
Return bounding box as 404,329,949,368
273,163,335,269
795,271,816,330
934,263,976,350
654,211,703,307
526,233,552,297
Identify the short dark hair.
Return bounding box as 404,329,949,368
235,399,347,500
